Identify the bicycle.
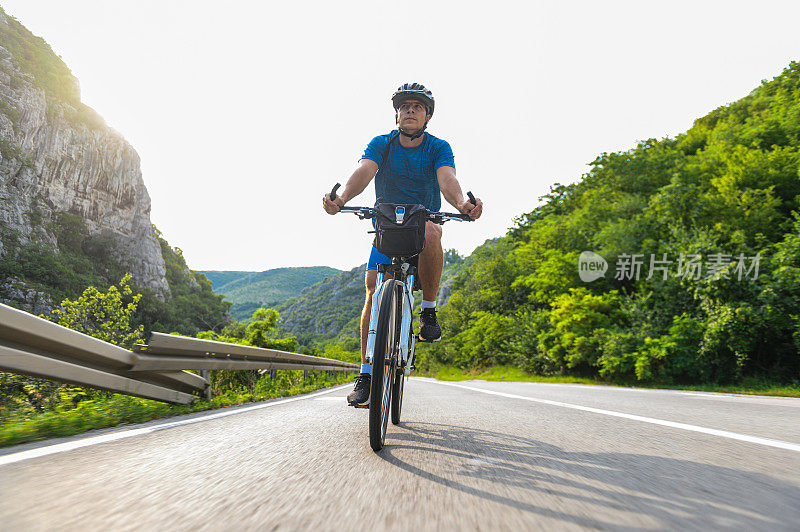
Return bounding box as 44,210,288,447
329,183,476,451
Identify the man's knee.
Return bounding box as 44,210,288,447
364,270,378,299
425,221,442,247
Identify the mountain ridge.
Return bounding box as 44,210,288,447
277,251,467,344
200,266,343,320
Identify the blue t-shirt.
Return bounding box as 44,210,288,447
361,131,455,212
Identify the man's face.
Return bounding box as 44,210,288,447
396,98,429,133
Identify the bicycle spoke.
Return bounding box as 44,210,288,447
381,367,391,438
380,299,396,440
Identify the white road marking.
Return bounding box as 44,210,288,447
474,381,799,402
314,397,345,401
429,380,800,453
0,384,351,467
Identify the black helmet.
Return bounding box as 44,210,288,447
392,83,435,116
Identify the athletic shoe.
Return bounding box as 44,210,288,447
418,308,442,342
347,372,371,406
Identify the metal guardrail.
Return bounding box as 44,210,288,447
132,333,357,372
0,303,204,403
0,303,358,404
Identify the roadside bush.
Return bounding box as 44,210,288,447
699,303,763,382
508,309,556,374
634,313,704,382
597,329,642,380
539,289,622,374
446,311,514,368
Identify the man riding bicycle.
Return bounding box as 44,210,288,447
323,83,483,406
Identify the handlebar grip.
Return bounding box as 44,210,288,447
467,191,476,205
330,183,341,201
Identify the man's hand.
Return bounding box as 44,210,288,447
323,193,344,215
323,160,378,215
436,166,483,220
459,196,483,220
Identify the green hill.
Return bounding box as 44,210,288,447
428,62,800,384
199,271,257,290
201,266,342,320
277,264,367,345
277,251,467,345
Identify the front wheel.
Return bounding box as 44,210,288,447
369,280,399,451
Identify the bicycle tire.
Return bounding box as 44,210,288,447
391,368,404,425
369,279,398,451
391,311,410,425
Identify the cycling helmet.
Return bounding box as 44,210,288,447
392,83,434,140
392,83,435,116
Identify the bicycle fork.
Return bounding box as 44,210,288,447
399,273,415,375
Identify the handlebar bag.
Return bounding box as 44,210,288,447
373,203,428,257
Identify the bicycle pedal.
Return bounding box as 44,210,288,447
350,403,369,409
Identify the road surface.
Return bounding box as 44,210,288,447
1,378,799,530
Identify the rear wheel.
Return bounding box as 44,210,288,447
391,369,404,425
369,280,399,451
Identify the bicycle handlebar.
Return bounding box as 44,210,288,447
329,183,476,223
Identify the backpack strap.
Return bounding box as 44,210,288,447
378,131,400,174
375,131,400,204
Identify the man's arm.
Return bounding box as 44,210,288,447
323,158,379,214
436,166,483,220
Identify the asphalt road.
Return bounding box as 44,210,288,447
1,378,799,530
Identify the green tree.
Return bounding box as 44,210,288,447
245,308,298,351
50,273,144,348
428,62,800,384
539,289,622,373
197,308,300,393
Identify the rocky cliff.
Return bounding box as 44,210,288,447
0,8,169,304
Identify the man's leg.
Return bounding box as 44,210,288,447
349,271,376,406
348,247,390,406
360,269,378,364
418,221,444,302
417,221,444,341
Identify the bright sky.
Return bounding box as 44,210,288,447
3,1,800,271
